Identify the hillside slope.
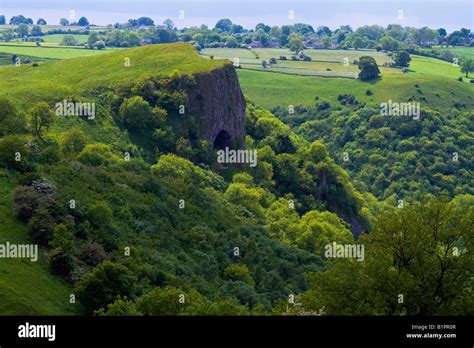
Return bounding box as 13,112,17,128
0,169,83,315
0,43,228,108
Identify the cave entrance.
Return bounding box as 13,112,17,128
214,130,232,150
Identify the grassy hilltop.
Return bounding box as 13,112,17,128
0,43,227,107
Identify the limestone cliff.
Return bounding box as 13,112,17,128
186,64,246,149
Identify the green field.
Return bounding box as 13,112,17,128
0,34,90,47
235,54,474,110
199,48,474,110
42,34,89,44
202,48,397,78
430,46,474,60
0,169,83,315
0,43,227,107
0,44,114,60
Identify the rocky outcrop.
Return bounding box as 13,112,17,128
186,64,246,148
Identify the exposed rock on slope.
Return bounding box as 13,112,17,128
187,64,247,148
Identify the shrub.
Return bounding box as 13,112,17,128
48,248,77,277
457,77,463,82
28,207,55,245
60,127,89,157
75,261,138,312
279,56,287,60
291,55,298,61
0,135,32,171
269,57,277,64
365,89,373,96
79,242,107,266
32,63,38,67
470,79,474,83
0,98,27,136
13,185,43,220
119,96,166,131
303,56,312,61
77,144,120,166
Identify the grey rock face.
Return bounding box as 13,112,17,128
186,64,246,148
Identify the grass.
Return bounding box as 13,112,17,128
0,43,228,108
42,34,89,44
428,46,474,60
0,44,114,59
0,169,83,315
236,54,474,111
202,48,396,78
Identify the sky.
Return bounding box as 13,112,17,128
0,0,472,32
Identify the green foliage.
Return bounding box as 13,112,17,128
303,199,474,315
119,96,166,131
223,264,255,286
394,51,411,68
278,103,474,200
60,127,89,157
0,97,27,136
77,144,120,166
288,38,303,53
358,56,380,80
0,135,33,172
29,102,55,138
75,261,138,313
460,58,474,78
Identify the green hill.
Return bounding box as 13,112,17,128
0,43,228,108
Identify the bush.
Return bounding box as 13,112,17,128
75,261,138,312
269,57,277,64
60,127,89,157
279,56,287,60
13,185,42,220
291,55,298,61
365,89,373,96
458,77,463,82
0,98,27,136
28,207,55,245
303,56,312,61
32,63,38,67
48,248,76,278
77,144,120,166
79,242,107,266
470,79,474,83
401,67,409,73
0,135,32,172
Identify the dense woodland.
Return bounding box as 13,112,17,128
273,98,474,201
0,59,472,314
